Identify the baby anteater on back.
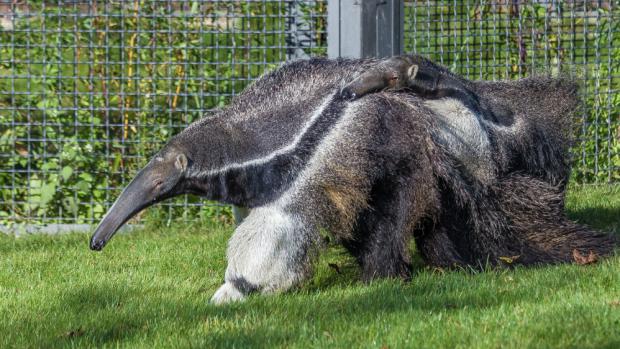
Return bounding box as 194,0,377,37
341,54,574,185
340,54,515,126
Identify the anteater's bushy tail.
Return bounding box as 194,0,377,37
497,174,617,264
421,72,614,268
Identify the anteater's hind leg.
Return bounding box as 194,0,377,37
416,175,618,269
343,178,423,282
414,224,469,269
211,205,318,304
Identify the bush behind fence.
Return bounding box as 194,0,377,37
0,1,617,227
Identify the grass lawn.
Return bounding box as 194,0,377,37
1,185,619,348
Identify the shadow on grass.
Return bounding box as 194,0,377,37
566,206,620,233
11,269,557,347
3,193,619,347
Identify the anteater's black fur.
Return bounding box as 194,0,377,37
92,57,617,302
343,70,616,278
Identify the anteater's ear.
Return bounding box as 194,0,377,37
175,153,188,172
407,64,419,79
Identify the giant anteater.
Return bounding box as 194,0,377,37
89,57,617,304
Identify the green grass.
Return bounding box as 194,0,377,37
1,186,619,349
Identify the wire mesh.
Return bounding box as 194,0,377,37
0,0,327,227
404,0,619,184
0,1,617,228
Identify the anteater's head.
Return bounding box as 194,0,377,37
89,145,189,251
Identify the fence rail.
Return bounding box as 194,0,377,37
0,1,617,228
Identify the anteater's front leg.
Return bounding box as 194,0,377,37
211,205,318,304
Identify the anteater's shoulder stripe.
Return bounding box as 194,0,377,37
189,91,349,207
189,92,335,179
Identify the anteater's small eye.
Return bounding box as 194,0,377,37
154,179,164,188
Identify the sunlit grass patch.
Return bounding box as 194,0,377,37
0,186,618,348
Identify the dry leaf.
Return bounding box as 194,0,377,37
499,255,520,264
432,267,445,274
572,249,598,265
609,300,620,307
15,143,28,157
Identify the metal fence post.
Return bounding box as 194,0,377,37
232,206,250,225
327,0,403,59
286,0,312,60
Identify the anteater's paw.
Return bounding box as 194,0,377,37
211,282,246,305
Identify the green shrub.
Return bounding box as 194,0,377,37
0,1,617,226
0,1,326,225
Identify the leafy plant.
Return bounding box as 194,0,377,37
1,1,617,226
404,1,619,182
0,1,326,225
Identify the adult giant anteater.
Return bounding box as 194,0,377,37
90,57,617,304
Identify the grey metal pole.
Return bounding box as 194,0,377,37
286,0,312,60
326,0,403,225
328,0,404,59
232,206,250,225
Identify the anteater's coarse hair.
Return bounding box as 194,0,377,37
90,57,617,303
343,70,617,276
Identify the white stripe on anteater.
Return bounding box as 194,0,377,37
276,102,361,207
190,92,335,179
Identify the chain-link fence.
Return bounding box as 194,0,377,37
0,1,618,228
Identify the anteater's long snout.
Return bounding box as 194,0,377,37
89,151,188,251
89,177,149,251
89,164,163,251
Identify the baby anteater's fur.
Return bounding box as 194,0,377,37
90,57,617,304
340,55,515,126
